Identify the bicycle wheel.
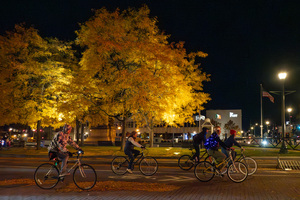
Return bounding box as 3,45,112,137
73,164,97,190
34,163,59,189
227,161,248,183
111,156,129,175
139,156,158,176
240,157,257,175
178,155,194,170
194,161,215,182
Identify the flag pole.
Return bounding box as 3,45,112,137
260,84,263,138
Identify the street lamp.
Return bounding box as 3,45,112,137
278,72,288,154
265,121,270,137
287,107,292,124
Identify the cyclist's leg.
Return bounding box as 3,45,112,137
232,150,237,160
221,147,229,158
207,149,217,164
132,149,140,158
125,150,134,170
208,149,226,168
57,151,69,175
194,143,200,162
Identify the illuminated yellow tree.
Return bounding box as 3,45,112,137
0,24,75,148
75,6,210,148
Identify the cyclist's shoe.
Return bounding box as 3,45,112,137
59,172,70,177
126,169,133,174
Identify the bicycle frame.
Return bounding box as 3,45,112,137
131,150,145,166
53,153,83,176
235,149,246,162
210,150,238,173
188,148,208,160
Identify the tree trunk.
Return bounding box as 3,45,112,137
150,129,154,147
108,117,115,146
76,119,80,144
80,122,84,146
120,118,126,151
36,120,41,150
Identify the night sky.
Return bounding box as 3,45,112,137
1,0,300,130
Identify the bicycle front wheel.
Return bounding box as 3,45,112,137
178,155,194,170
227,161,248,183
139,156,158,176
73,164,97,190
240,157,257,175
111,156,129,175
34,163,59,189
194,161,215,182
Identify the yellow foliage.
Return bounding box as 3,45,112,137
75,5,211,129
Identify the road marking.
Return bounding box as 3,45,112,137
159,175,195,182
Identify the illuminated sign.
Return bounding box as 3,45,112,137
229,112,238,117
196,115,205,121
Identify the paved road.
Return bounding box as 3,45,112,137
0,157,300,200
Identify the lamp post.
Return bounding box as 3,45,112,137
278,72,288,154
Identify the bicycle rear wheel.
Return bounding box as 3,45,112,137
34,163,59,189
178,155,194,170
227,161,248,183
139,156,158,176
194,161,215,182
240,157,257,175
111,156,129,175
73,164,97,190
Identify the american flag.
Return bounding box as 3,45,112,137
263,91,274,103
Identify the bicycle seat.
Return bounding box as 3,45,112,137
48,152,60,161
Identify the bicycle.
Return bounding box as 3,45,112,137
194,149,248,183
34,150,97,190
111,148,158,176
235,148,257,175
178,148,213,171
214,148,258,176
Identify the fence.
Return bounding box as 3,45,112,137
236,137,300,150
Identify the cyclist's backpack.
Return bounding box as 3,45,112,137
204,133,219,149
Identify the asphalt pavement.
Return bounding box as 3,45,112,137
0,153,300,200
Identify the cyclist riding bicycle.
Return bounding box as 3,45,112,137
204,126,229,169
124,131,145,174
222,129,244,160
192,127,208,162
48,124,83,176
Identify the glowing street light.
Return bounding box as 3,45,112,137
278,72,287,80
287,107,293,127
278,72,288,154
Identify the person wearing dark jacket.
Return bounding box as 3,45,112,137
207,126,229,167
192,127,208,162
222,129,244,160
124,131,145,174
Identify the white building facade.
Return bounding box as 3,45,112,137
206,109,242,139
